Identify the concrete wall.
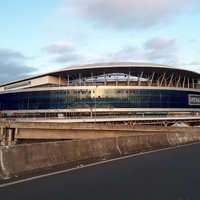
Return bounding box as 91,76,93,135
1,131,200,180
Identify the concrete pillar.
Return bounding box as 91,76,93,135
0,127,6,146
1,127,4,136
0,127,17,146
8,128,17,145
8,129,13,141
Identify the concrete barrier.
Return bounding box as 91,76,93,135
1,131,200,180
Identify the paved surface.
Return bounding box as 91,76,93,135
1,143,200,200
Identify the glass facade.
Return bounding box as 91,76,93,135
0,88,200,111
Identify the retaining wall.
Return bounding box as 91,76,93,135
1,131,200,180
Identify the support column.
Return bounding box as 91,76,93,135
0,127,17,146
0,127,6,146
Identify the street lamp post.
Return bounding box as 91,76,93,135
22,101,24,118
95,85,98,123
91,107,93,119
27,97,30,110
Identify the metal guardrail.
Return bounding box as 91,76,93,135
1,114,200,122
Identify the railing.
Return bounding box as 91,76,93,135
1,114,200,122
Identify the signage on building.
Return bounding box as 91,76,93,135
189,94,200,105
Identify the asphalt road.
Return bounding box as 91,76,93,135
1,143,200,200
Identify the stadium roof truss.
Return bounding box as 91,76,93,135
1,62,200,91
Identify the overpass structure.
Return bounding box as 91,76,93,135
1,114,200,146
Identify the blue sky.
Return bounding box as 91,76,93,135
0,0,200,84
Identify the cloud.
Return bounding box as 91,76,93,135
42,41,107,65
42,41,73,54
53,53,82,63
144,37,178,51
42,41,83,64
62,0,195,30
109,46,140,61
182,61,200,72
0,49,38,84
110,37,179,65
41,37,181,67
0,49,25,60
144,37,179,61
188,61,200,66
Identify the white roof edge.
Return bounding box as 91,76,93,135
56,62,198,75
61,62,178,71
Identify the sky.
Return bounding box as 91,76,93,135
0,0,200,84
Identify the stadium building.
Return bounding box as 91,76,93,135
0,62,200,119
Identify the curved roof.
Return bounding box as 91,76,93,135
1,62,200,87
49,62,200,79
62,62,179,71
